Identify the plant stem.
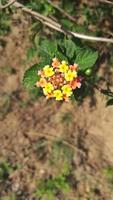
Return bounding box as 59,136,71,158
0,1,113,43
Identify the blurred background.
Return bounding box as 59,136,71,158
0,0,113,199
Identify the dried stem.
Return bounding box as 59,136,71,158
0,1,113,44
99,0,113,5
94,84,113,97
12,2,113,43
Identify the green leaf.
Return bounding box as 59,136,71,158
38,40,58,64
55,51,67,61
34,34,40,49
103,166,113,179
61,19,73,29
39,50,52,65
75,49,98,70
43,3,54,16
62,0,75,13
29,87,43,100
23,64,41,90
72,24,88,34
64,39,76,59
39,40,57,58
106,98,113,106
27,47,37,60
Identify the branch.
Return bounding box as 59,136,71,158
1,1,113,43
13,2,61,29
99,0,113,5
46,0,76,22
0,0,16,9
14,2,113,43
94,84,113,97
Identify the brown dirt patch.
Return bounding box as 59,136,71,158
0,12,113,200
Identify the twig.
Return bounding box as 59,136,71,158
0,0,16,9
13,2,61,29
103,30,113,37
99,0,113,5
107,31,113,37
13,2,113,43
70,31,113,43
46,0,76,22
1,1,113,43
94,84,113,97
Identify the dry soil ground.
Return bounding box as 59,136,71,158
0,12,113,200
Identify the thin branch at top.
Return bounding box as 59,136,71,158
99,0,113,5
13,1,113,43
1,1,113,43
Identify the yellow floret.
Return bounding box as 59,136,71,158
62,85,72,97
65,70,77,81
59,63,69,73
43,83,54,95
43,65,54,77
62,60,68,65
53,90,63,101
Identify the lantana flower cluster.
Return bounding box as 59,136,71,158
36,58,82,101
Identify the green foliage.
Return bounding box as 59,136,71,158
39,40,57,60
50,141,73,175
29,87,43,100
26,47,37,60
106,98,113,107
103,166,113,185
0,10,11,36
64,39,76,59
36,174,71,199
61,19,74,29
23,64,41,90
75,48,98,70
62,0,75,14
20,0,113,105
73,75,98,102
104,166,113,179
34,34,40,49
33,37,98,71
41,40,57,55
35,139,73,199
0,160,13,180
23,38,98,101
35,138,73,174
26,0,55,16
55,51,67,61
